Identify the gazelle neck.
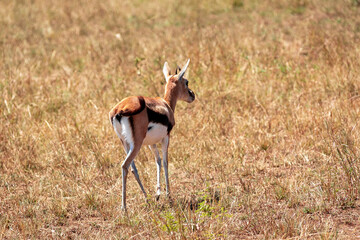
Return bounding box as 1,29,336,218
164,83,178,112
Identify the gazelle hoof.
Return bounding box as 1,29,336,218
121,206,127,212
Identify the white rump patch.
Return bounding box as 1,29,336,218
113,117,134,147
143,123,168,145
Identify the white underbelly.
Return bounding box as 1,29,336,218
143,123,167,145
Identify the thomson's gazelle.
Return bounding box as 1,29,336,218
109,59,195,211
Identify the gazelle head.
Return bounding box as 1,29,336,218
163,59,195,104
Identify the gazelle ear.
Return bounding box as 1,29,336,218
177,59,190,80
163,62,171,81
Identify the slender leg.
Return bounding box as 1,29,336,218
121,144,141,211
121,163,128,211
123,142,147,199
149,144,162,200
161,136,170,196
130,161,147,199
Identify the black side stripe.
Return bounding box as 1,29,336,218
146,108,173,133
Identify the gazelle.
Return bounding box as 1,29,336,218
109,59,195,211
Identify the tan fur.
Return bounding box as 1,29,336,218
110,96,175,135
131,110,148,146
164,75,195,111
109,96,145,120
146,97,175,126
109,60,195,211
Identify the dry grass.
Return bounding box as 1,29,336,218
1,0,360,239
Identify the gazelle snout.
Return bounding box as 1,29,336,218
187,89,195,103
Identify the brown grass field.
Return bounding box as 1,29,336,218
1,0,360,239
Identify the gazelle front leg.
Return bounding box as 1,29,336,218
161,135,170,196
149,144,162,200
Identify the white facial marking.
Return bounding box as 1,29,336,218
143,123,168,145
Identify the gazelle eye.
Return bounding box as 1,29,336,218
185,81,188,86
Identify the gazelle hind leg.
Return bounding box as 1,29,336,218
130,161,147,199
161,136,170,196
122,142,147,202
149,144,162,200
121,143,141,211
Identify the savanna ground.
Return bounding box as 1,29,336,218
1,0,360,239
